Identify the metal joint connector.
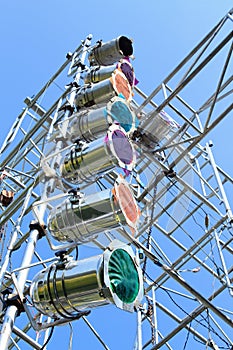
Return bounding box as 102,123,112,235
29,221,46,239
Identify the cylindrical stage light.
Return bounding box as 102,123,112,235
83,65,116,84
48,176,140,243
30,241,144,318
67,97,138,143
88,36,133,66
61,123,136,184
83,60,137,87
74,69,132,109
137,110,180,148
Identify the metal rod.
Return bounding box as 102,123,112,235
208,313,233,346
135,309,143,350
155,300,208,344
120,229,233,328
146,216,228,290
194,158,207,197
149,270,233,350
0,109,28,156
82,316,111,350
205,143,233,221
136,14,228,114
203,40,233,130
12,256,59,273
162,265,233,327
0,186,34,288
0,37,83,158
11,325,41,350
38,34,92,221
140,31,232,124
0,228,40,350
213,229,233,296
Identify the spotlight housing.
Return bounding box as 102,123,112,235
48,176,140,243
74,69,132,109
88,36,133,66
83,65,116,84
66,96,138,143
137,110,180,148
30,240,144,318
61,123,136,184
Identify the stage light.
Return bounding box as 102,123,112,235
83,64,116,84
30,241,144,318
88,36,133,66
47,176,140,243
136,110,180,148
61,123,136,184
74,69,132,109
66,96,138,143
83,59,137,88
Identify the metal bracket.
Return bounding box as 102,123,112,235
29,221,46,239
4,294,25,316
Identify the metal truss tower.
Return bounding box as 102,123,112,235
0,8,232,350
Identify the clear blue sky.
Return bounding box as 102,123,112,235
0,1,232,349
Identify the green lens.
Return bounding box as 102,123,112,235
108,248,139,303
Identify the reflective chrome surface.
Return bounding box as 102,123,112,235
30,253,107,318
68,106,109,142
30,241,143,318
74,79,117,109
66,97,138,142
138,110,179,148
47,188,125,243
48,176,139,243
74,71,132,109
83,65,116,84
88,36,133,66
61,124,136,184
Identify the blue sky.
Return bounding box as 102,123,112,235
0,1,232,349
1,1,232,170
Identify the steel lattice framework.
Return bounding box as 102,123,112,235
0,8,232,350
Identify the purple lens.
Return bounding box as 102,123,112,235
112,130,133,165
120,62,134,86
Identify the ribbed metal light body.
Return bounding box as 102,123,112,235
75,79,116,109
67,97,138,143
30,242,144,318
138,110,179,148
88,36,133,66
47,189,124,243
30,253,108,318
48,177,140,243
74,69,132,109
61,124,136,184
83,65,116,84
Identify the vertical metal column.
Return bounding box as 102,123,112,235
0,224,41,350
0,186,33,287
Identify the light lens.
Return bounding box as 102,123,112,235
110,100,133,132
112,129,133,165
108,248,139,303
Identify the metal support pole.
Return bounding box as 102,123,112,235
213,229,233,296
206,142,233,221
0,186,34,288
135,309,142,350
151,286,159,344
12,325,42,350
0,226,40,350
